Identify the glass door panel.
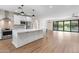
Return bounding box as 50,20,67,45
58,21,63,31
71,20,78,32
64,21,70,31
53,21,58,31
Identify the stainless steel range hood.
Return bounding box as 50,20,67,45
2,10,11,21
1,10,12,30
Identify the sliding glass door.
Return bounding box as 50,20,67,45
71,20,78,32
58,21,63,31
53,21,58,31
53,20,79,32
64,21,70,31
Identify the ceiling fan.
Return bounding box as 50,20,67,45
16,5,35,17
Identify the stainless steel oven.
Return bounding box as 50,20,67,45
2,29,12,39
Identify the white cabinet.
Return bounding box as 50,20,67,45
14,15,21,24
12,29,44,48
23,16,26,21
14,15,26,24
20,16,26,21
20,16,32,21
14,15,32,25
26,17,32,21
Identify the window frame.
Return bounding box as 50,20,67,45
58,21,64,31
63,20,71,32
53,19,79,33
70,20,79,32
53,21,58,31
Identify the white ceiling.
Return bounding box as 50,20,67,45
0,5,79,19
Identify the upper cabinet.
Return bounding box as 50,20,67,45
26,17,32,21
14,15,21,24
14,14,32,25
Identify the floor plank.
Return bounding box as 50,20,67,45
0,31,79,53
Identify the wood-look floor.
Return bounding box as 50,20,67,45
0,31,79,53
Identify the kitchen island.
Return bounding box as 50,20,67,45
12,29,44,48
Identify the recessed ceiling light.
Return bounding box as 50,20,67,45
49,5,53,8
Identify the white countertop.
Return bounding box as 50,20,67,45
13,29,43,33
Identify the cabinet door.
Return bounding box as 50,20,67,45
21,16,26,21
19,16,25,21
26,17,32,21
23,16,26,21
14,15,20,24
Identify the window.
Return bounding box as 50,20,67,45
53,20,79,33
71,20,78,32
53,21,58,31
64,21,70,31
58,21,63,31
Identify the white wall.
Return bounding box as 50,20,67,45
47,20,53,30
39,18,50,31
38,6,79,30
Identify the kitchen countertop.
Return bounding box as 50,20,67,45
13,29,43,33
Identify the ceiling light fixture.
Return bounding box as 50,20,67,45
19,5,25,16
16,5,36,17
